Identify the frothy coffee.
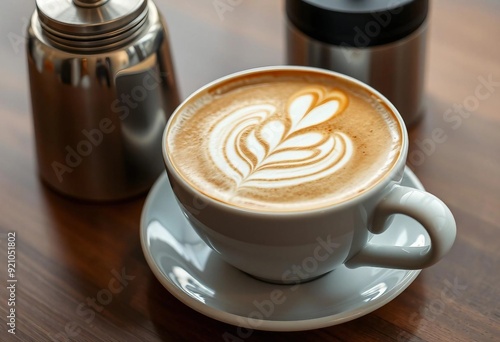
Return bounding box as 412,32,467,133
166,69,402,211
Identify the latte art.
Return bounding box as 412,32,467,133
166,70,402,211
209,88,353,188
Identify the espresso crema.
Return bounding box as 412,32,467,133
166,70,402,211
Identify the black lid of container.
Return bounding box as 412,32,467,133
286,0,428,47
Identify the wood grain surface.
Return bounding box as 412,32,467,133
0,0,499,341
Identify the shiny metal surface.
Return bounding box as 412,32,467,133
73,0,110,7
36,0,147,36
27,0,180,201
287,20,428,126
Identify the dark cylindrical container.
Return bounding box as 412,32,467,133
286,0,429,126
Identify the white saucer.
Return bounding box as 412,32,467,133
140,168,426,331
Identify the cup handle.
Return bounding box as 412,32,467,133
345,185,457,270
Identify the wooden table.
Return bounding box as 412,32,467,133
1,1,499,341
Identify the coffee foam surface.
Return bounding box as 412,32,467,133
167,71,402,211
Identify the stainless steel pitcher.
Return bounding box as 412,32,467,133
27,0,180,201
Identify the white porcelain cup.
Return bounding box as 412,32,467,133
162,66,456,284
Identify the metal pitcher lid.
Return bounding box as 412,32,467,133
286,0,428,46
35,0,149,51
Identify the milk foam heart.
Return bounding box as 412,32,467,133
167,71,402,211
209,88,353,189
